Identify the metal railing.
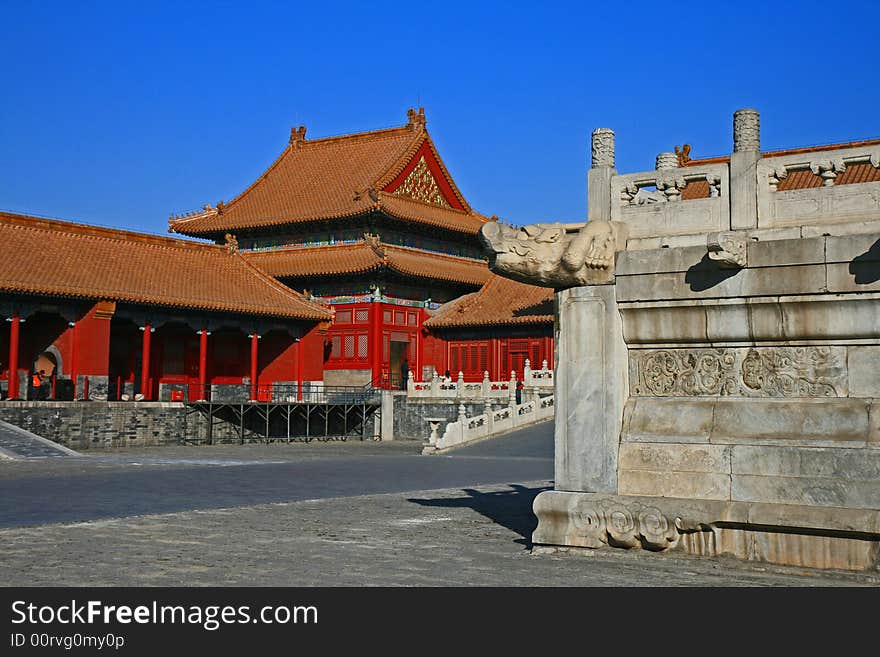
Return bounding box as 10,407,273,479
160,382,381,405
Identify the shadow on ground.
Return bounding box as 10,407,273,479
409,483,552,547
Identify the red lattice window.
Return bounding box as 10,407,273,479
383,310,392,324
355,309,369,323
335,310,352,324
344,335,355,359
394,311,405,325
357,334,368,358
331,336,341,359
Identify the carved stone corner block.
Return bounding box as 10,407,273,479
707,231,748,268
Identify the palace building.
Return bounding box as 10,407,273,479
168,108,554,388
424,274,554,381
0,212,331,401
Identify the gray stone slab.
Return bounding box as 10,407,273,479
616,265,827,303
732,445,880,479
870,401,880,447
711,399,870,447
730,150,759,231
849,347,880,398
621,398,713,443
619,469,730,500
619,442,730,473
554,286,627,493
745,501,880,534
826,262,880,293
705,302,752,342
588,166,615,222
747,236,825,268
825,233,880,263
620,304,708,345
616,245,709,276
732,473,880,509
779,294,880,342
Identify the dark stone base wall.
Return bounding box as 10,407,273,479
392,396,510,441
0,400,379,449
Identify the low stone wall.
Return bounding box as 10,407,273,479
0,402,239,449
391,395,510,441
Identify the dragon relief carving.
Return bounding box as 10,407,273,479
631,347,845,397
478,219,628,289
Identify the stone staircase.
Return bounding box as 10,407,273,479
0,419,79,459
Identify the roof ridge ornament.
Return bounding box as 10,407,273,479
364,234,385,257
675,144,692,167
290,125,307,145
406,107,426,130
224,233,239,254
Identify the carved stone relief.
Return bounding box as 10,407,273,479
733,108,760,152
591,128,615,168
629,347,846,397
572,497,679,551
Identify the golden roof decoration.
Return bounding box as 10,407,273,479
392,156,451,208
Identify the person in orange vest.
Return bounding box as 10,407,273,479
31,369,44,400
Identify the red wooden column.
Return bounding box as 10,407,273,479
7,310,20,400
296,337,304,401
198,328,208,400
69,320,78,399
140,321,152,400
369,304,383,387
490,337,500,381
249,332,259,401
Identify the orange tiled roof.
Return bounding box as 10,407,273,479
425,274,554,328
0,212,332,321
242,241,490,286
168,110,490,237
776,161,880,191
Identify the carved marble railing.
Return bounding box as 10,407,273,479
523,359,554,389
407,370,528,401
610,162,730,239
757,144,880,229
425,394,555,453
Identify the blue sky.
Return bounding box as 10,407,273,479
1,1,877,234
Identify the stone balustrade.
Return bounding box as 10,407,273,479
610,162,730,240
424,394,555,453
406,361,554,401
757,143,880,231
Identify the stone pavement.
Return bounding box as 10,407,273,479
2,481,878,586
0,426,877,586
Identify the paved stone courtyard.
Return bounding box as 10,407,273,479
1,426,878,586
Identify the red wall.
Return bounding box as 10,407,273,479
74,303,112,375
300,325,326,381
259,330,299,382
